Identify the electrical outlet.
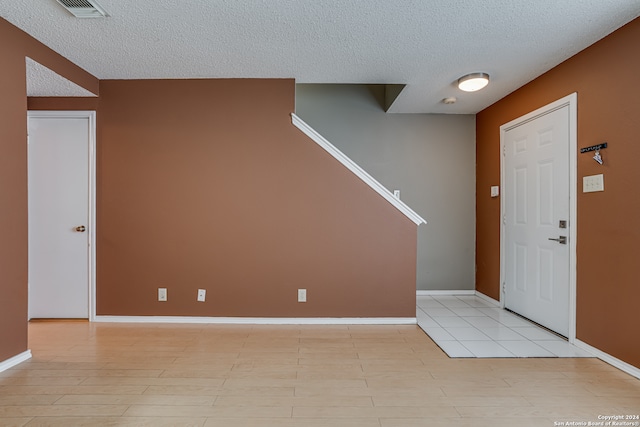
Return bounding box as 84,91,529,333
158,288,167,302
298,288,307,303
197,289,206,302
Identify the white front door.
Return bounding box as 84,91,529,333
28,111,95,319
502,100,572,337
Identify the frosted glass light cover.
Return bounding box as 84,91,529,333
458,73,489,92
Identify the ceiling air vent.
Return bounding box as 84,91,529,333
56,0,108,18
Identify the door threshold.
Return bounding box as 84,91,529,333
504,308,567,340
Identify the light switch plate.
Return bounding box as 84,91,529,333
490,186,500,198
583,174,604,193
298,289,307,303
158,288,167,302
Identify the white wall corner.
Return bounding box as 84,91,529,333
291,113,426,226
0,350,32,373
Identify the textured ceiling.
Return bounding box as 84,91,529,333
26,57,97,97
3,0,639,113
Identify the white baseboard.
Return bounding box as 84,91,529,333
574,339,640,380
474,291,500,306
415,290,500,307
416,290,475,296
94,316,417,325
0,350,32,373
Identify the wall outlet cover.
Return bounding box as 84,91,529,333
298,288,307,303
583,174,604,193
158,288,167,302
197,289,206,302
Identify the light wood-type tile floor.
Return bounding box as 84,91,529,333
0,321,639,426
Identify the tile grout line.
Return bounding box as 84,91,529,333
417,295,592,359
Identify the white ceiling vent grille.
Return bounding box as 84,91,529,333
56,0,108,18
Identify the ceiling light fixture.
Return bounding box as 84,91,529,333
458,72,490,92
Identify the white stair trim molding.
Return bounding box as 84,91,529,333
0,350,32,373
291,113,426,226
574,339,640,380
94,316,417,325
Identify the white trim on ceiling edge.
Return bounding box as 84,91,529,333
291,113,426,226
0,350,31,373
94,316,417,325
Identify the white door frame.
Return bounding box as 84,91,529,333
27,110,97,321
499,93,577,343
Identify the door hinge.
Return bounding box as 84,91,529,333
503,145,506,156
503,214,506,225
502,282,506,294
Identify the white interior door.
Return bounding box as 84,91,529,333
502,103,571,337
28,112,94,319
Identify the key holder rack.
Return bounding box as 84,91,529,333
580,142,607,165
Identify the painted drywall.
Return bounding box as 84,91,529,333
96,79,418,318
28,97,99,111
476,18,640,368
296,85,476,290
0,18,98,362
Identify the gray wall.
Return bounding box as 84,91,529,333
295,84,476,290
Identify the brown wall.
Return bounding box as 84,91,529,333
28,97,99,111
0,18,98,362
96,79,417,317
476,18,640,368
1,15,417,368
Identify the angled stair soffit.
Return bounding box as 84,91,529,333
384,84,406,112
26,57,98,97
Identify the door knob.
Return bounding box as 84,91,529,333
75,225,86,232
548,236,567,244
